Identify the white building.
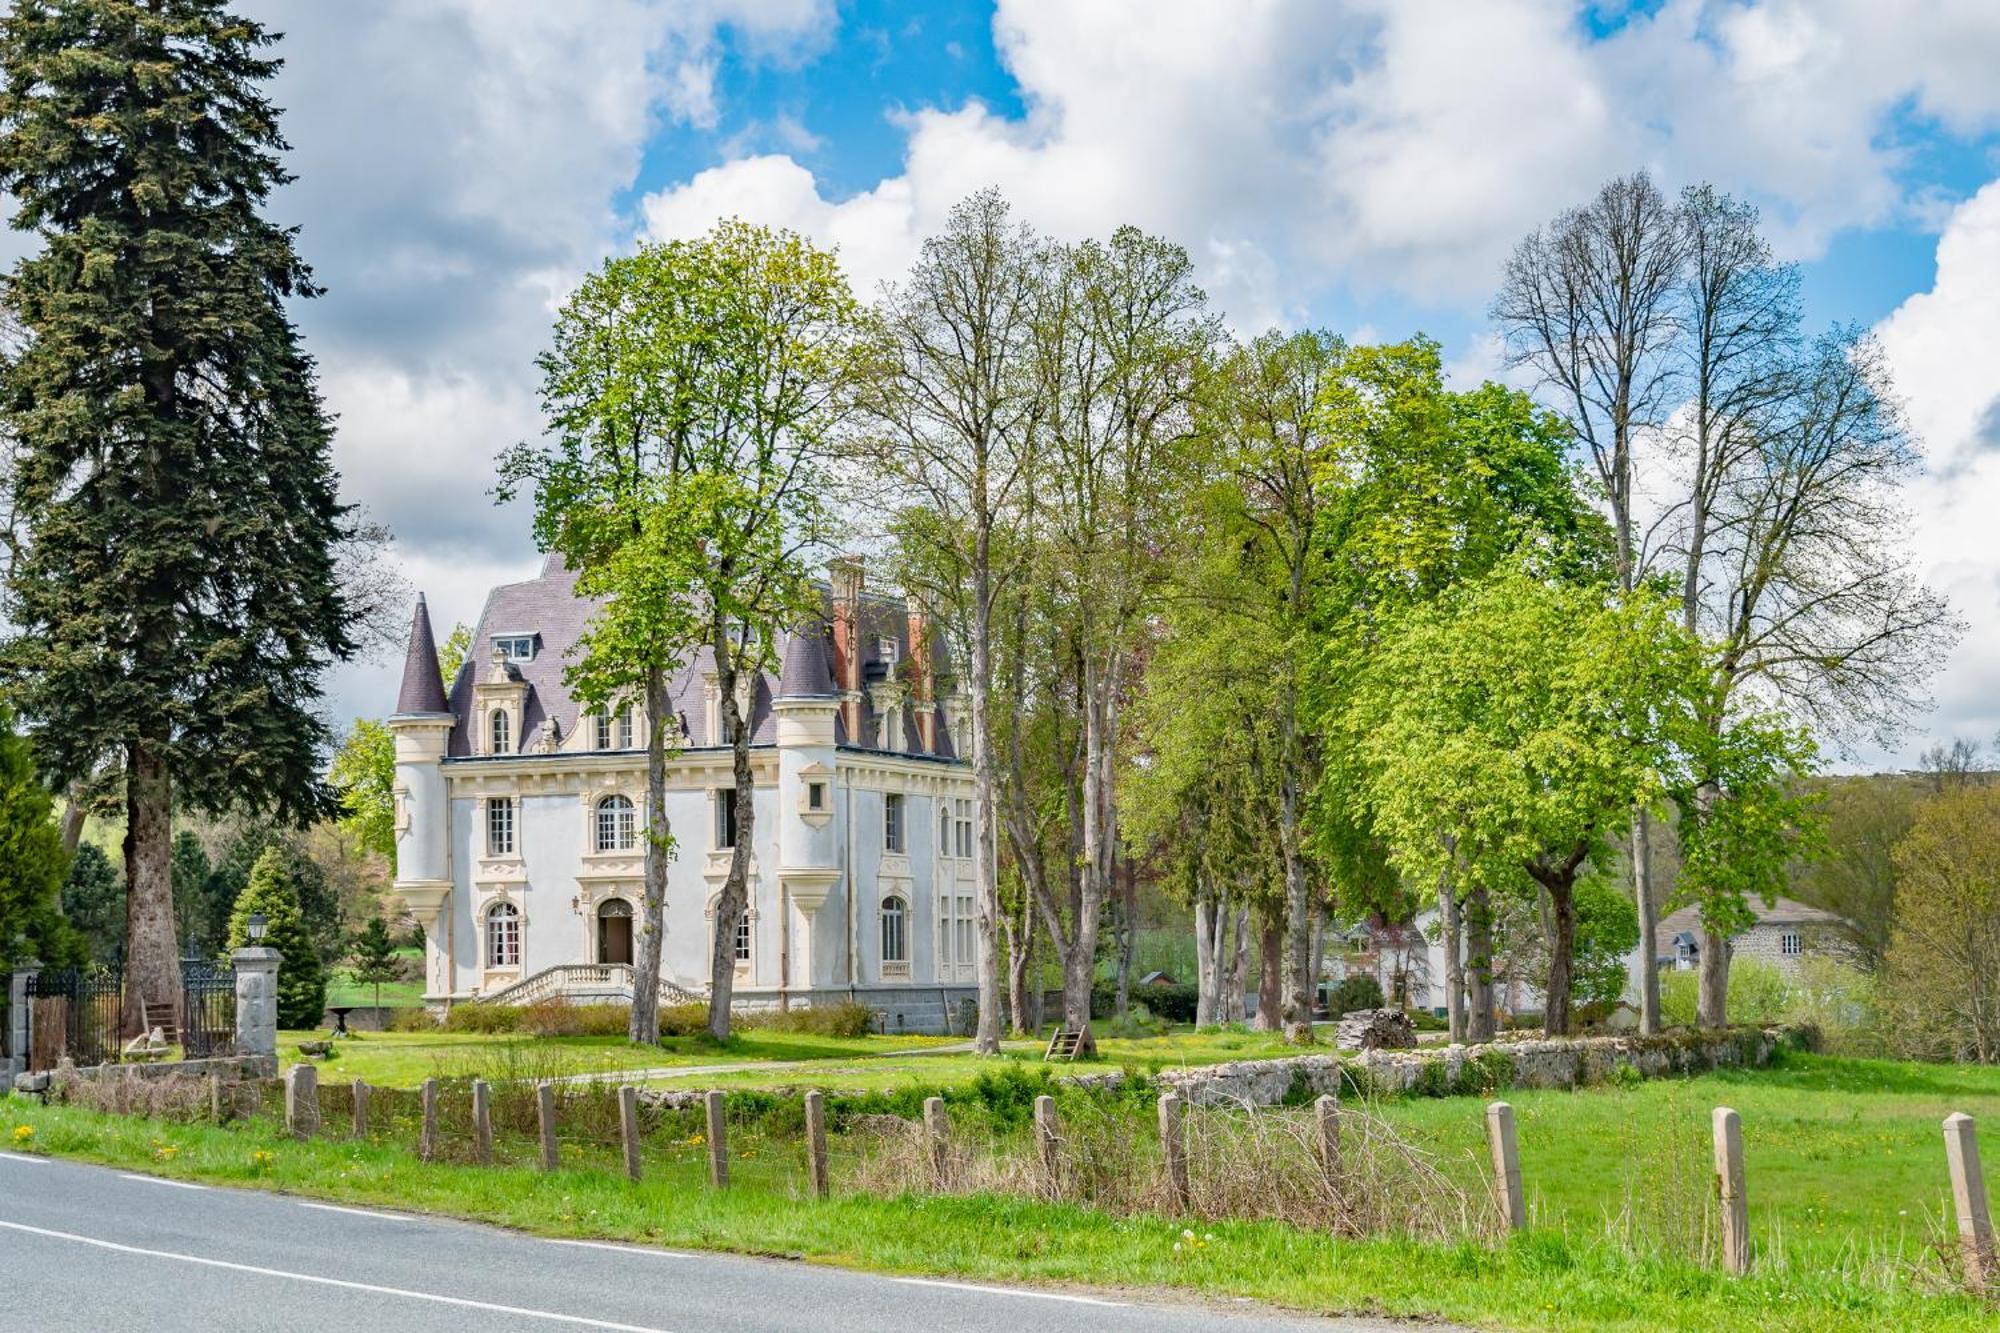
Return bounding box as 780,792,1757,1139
388,556,980,1033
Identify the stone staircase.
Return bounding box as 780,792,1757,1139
482,964,705,1009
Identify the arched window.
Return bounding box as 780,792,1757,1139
595,794,636,852
880,895,907,965
486,902,520,968
489,710,511,755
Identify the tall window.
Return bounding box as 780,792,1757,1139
486,902,520,967
617,705,634,749
1781,930,1802,957
713,788,738,849
594,710,611,750
884,792,905,853
954,798,973,859
938,803,951,857
735,913,752,963
595,706,635,750
880,895,907,964
489,710,511,755
595,794,635,852
486,797,515,856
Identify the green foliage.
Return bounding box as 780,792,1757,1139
0,0,355,819
169,831,214,957
328,720,396,861
1880,785,2000,1062
1783,956,1881,1057
1570,875,1640,1009
347,916,401,1010
1329,975,1384,1016
436,622,472,693
228,848,326,1029
205,826,341,966
1661,958,1789,1028
59,842,123,964
0,705,78,968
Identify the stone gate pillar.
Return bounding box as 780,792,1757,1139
232,947,281,1063
5,961,37,1078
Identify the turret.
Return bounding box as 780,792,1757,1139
774,621,840,989
388,594,456,997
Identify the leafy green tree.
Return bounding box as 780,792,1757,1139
169,831,213,957
503,221,867,1041
1,704,80,968
1571,874,1641,1010
328,720,396,860
227,847,325,1030
347,915,400,1012
0,0,356,1025
1881,785,2000,1062
436,622,472,692
59,843,124,964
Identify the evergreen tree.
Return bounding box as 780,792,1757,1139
347,915,399,1012
60,842,124,964
0,702,78,969
169,831,213,957
0,0,356,1026
227,846,324,1029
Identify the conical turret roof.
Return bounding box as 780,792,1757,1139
396,593,451,714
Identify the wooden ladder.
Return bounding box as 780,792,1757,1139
1043,1028,1090,1061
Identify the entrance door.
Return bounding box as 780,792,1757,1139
598,900,634,965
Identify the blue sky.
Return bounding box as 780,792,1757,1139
223,1,2000,773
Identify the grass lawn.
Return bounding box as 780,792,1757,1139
279,1027,964,1088
5,1072,1993,1332
323,947,425,1010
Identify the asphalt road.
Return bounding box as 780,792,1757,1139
0,1151,1447,1332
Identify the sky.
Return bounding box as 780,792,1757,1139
204,0,2000,773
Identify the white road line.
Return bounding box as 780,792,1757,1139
894,1277,1126,1307
297,1202,412,1222
548,1239,697,1259
118,1173,205,1190
0,1220,676,1333
0,1152,50,1164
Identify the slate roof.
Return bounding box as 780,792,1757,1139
439,555,959,760
395,594,450,714
1657,897,1849,938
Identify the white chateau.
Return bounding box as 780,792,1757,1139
388,556,980,1033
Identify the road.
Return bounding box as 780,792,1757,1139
0,1151,1447,1332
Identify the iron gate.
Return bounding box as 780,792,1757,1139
181,957,236,1057
24,965,124,1071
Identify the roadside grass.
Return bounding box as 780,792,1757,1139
3,1091,1990,1332
278,1028,963,1088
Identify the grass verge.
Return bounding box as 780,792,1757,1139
2,1093,1992,1332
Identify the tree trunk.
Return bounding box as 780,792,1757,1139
968,580,1004,1055
1464,883,1496,1043
1005,902,1033,1036
1254,913,1282,1032
1697,924,1731,1029
1068,660,1116,1039
1308,905,1328,1024
1278,759,1313,1044
706,646,756,1042
1541,876,1578,1038
1632,811,1660,1034
60,787,87,858
1438,870,1466,1043
1113,853,1138,1019
124,736,179,1035
1225,904,1249,1024
1193,896,1218,1027
629,666,670,1043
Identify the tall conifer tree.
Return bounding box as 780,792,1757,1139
0,0,352,1025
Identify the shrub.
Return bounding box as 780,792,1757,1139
739,1000,873,1038
1330,974,1384,1016
440,1002,524,1033
520,998,631,1037
1090,980,1199,1024
1784,956,1882,1056
1661,957,1789,1028
389,1006,439,1033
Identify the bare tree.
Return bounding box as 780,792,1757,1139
861,190,1044,1056
1493,172,1685,1034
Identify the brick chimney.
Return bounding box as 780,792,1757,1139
828,555,864,740
906,591,935,753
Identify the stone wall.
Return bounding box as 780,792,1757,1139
11,1053,276,1096
1153,1025,1814,1108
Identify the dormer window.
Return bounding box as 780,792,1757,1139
489,710,512,755
493,635,535,662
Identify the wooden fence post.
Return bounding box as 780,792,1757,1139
419,1078,438,1162
706,1090,728,1189
1315,1095,1342,1185
1034,1094,1061,1192
352,1079,370,1139
618,1085,642,1183
804,1090,829,1200
471,1079,493,1165
1943,1112,1996,1292
284,1063,320,1140
1158,1092,1190,1213
1712,1106,1748,1275
208,1073,222,1125
1485,1100,1524,1232
537,1083,559,1172
924,1096,951,1188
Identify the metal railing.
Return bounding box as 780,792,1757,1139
482,963,705,1008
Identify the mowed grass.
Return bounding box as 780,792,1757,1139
5,1079,1993,1332
279,1027,964,1088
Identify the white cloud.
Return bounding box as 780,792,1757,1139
638,0,2000,330
1871,179,2000,766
